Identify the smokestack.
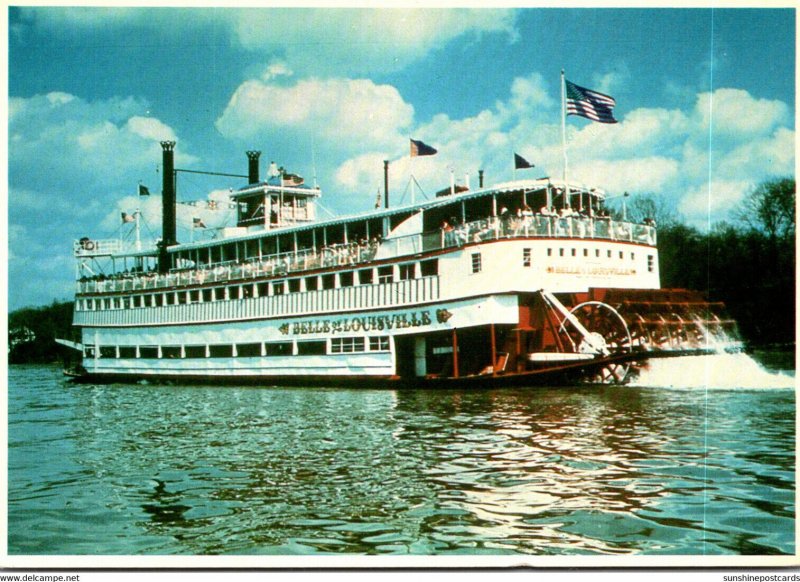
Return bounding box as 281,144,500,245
246,150,261,184
479,169,484,188
158,140,176,273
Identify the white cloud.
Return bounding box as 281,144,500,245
260,60,293,82
10,92,194,194
216,77,414,152
695,88,789,137
126,116,177,142
230,8,518,75
20,7,518,77
571,157,680,194
679,180,753,226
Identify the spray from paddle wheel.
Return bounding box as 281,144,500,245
520,289,741,384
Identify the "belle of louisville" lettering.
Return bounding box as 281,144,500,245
285,310,434,335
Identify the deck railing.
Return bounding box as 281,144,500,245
76,215,655,295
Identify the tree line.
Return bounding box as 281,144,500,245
8,178,795,364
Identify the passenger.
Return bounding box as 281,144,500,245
521,204,533,235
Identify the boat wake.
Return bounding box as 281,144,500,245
630,351,795,389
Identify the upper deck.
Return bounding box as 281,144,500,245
75,208,656,297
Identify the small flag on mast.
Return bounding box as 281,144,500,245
514,153,534,170
138,184,150,196
410,139,438,157
121,212,136,223
565,80,618,124
193,217,207,228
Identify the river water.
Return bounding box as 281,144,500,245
7,352,795,557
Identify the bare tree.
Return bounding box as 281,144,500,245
734,178,795,241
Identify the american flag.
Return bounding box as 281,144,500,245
565,80,618,124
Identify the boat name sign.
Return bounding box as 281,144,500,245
279,309,453,336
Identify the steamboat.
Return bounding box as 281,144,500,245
61,142,737,386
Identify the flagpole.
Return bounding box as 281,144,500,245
410,151,416,205
135,183,142,252
561,69,569,210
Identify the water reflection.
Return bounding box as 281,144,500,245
7,366,795,556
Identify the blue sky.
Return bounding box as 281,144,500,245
7,7,796,309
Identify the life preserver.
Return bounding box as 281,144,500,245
83,240,96,251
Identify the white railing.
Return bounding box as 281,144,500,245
74,276,441,327
75,215,656,294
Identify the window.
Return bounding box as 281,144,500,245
420,259,438,277
202,288,213,302
607,250,612,258
358,269,374,285
162,346,182,359
257,282,269,297
209,345,234,358
184,345,207,358
471,253,482,273
297,341,326,355
273,281,285,295
619,251,623,259
139,346,159,359
322,274,336,290
242,285,254,298
647,255,655,273
236,343,262,357
305,277,319,291
523,248,531,267
119,346,137,359
288,279,301,293
177,292,187,305
630,252,635,261
399,263,415,280
331,337,364,354
378,266,393,284
583,249,588,257
99,346,116,359
331,337,366,353
369,336,390,351
339,271,354,287
571,248,576,257
596,249,600,258
265,342,293,356
547,248,553,257
190,290,200,303
559,248,565,257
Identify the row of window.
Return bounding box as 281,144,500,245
78,260,439,312
470,247,655,275
87,336,391,359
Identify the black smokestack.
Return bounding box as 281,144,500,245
158,140,176,273
479,169,484,188
247,150,261,184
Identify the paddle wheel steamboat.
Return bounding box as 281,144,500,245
62,142,738,386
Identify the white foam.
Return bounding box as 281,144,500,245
630,352,796,389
